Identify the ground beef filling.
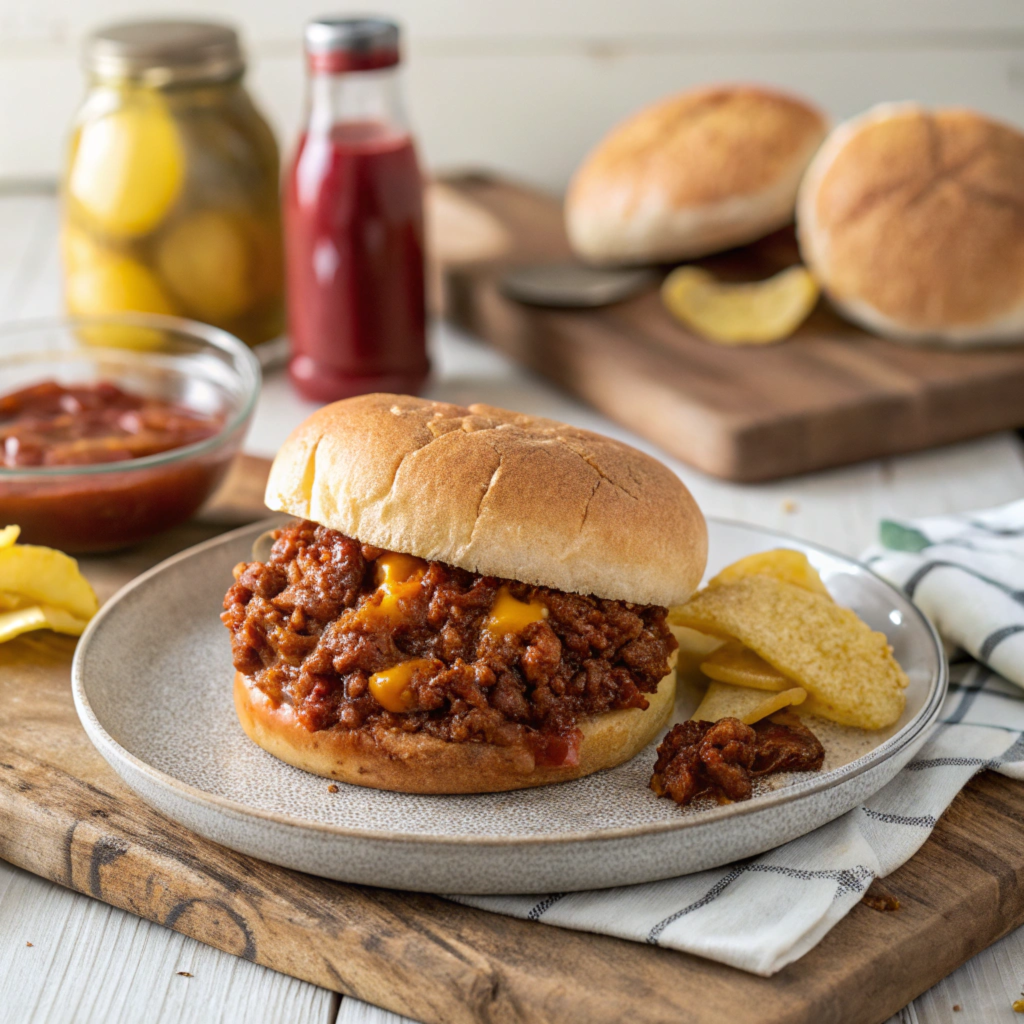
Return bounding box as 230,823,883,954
222,520,677,765
650,713,825,806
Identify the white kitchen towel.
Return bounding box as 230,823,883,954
351,501,1024,1022
862,498,1024,687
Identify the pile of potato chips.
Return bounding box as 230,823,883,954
671,549,908,732
0,525,99,643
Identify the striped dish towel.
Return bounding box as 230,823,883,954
349,503,1024,1024
862,498,1024,686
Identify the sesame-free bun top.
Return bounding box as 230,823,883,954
798,103,1024,345
264,394,707,607
565,84,828,265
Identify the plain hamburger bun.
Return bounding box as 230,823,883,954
264,393,706,608
565,84,828,265
235,667,676,794
798,103,1024,345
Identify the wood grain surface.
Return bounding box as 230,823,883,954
435,174,1024,483
3,456,1024,1024
0,859,338,1024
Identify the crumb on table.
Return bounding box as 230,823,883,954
861,893,901,912
328,784,339,793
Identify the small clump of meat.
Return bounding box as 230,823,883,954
650,713,825,807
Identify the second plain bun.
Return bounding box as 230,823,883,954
565,84,828,265
798,103,1024,345
264,394,706,608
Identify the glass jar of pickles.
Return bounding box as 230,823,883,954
62,20,284,348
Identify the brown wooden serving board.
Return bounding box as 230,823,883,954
432,173,1024,482
3,455,1024,1024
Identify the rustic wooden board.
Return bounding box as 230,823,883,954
4,456,1024,1024
433,174,1024,482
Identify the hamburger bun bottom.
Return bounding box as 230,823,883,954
234,667,677,794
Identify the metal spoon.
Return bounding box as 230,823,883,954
499,263,657,309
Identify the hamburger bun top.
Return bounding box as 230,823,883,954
565,84,828,265
265,394,706,607
797,103,1024,345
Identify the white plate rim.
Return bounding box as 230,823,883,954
72,517,947,848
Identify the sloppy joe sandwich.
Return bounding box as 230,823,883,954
222,394,706,794
566,84,828,265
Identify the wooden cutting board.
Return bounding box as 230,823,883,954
3,456,1024,1024
432,174,1024,482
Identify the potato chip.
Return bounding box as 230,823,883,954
0,604,91,642
670,624,724,683
672,574,907,730
0,525,19,548
671,624,724,658
701,640,790,691
661,265,818,345
692,680,807,725
708,548,831,598
0,542,99,622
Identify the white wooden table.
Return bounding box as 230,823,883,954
2,192,1024,1024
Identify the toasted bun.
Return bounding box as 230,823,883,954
798,103,1024,346
234,668,676,794
264,394,706,607
565,84,828,265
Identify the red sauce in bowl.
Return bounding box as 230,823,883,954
0,380,233,552
1,380,221,467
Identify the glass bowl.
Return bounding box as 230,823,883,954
0,314,261,552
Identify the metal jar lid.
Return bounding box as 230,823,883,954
304,17,401,73
86,20,245,87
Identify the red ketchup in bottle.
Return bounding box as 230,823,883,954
285,18,428,401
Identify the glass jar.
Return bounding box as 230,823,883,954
62,20,284,349
284,17,428,401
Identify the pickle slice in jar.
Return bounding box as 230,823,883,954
67,90,185,238
156,210,253,321
66,249,177,349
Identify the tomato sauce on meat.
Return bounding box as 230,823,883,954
222,520,678,765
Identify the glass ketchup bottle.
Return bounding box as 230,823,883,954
285,18,428,401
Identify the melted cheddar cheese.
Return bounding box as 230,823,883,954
368,658,434,713
358,552,428,626
374,552,426,587
484,586,548,637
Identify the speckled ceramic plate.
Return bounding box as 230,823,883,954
72,519,945,894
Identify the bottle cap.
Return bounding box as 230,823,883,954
304,17,401,73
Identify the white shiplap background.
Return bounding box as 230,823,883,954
1,1,1024,189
